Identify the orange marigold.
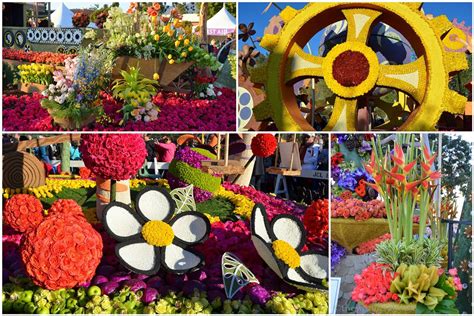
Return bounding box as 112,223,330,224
4,194,44,232
49,199,83,217
21,213,103,290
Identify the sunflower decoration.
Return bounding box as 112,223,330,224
102,187,210,275
250,204,328,291
250,3,468,131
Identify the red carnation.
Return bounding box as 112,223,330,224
21,213,103,290
251,134,277,158
303,199,329,238
49,199,83,217
4,194,44,232
79,167,93,179
80,134,147,180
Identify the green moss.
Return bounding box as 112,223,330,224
168,160,221,193
191,147,216,160
196,197,237,221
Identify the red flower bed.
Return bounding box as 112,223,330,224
331,198,386,220
3,48,74,64
352,262,399,305
355,233,391,255
2,89,236,131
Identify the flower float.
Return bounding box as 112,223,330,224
3,195,104,290
250,3,468,131
250,204,328,291
102,187,210,275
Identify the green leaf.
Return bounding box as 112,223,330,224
416,302,432,314
169,184,196,214
435,298,459,314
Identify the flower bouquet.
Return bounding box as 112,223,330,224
351,134,461,314
17,63,54,93
40,47,113,130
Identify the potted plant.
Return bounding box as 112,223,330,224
351,134,462,314
17,63,54,93
40,47,113,130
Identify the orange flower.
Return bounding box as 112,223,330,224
153,2,161,10
4,194,44,232
49,199,83,217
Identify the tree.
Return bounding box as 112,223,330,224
198,3,208,43
198,2,236,19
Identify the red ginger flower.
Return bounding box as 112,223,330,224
303,199,328,237
4,194,44,232
80,134,147,180
49,199,83,217
251,134,277,158
21,213,103,290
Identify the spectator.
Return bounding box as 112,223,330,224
143,134,156,162
155,136,176,163
301,135,321,170
70,141,81,160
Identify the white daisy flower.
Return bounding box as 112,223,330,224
103,188,210,275
250,204,328,291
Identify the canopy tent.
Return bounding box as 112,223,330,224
50,2,74,27
207,6,236,36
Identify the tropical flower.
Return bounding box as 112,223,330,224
103,188,210,275
250,204,327,291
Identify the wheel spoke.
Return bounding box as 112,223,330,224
343,8,382,44
377,57,426,104
324,97,358,131
285,44,324,85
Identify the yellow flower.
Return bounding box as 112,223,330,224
272,240,301,268
153,73,160,80
175,40,181,47
184,39,190,46
169,59,175,65
142,220,174,246
167,31,173,37
188,46,193,52
154,34,160,41
178,35,184,41
167,54,173,59
181,52,187,58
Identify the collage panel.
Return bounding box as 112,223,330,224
2,133,330,314
330,133,473,314
2,2,236,131
237,2,472,132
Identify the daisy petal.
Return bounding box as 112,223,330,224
170,212,210,244
103,203,143,241
300,252,328,279
116,241,159,275
251,204,272,243
286,268,326,291
251,235,283,278
162,243,203,273
270,215,305,250
136,188,175,222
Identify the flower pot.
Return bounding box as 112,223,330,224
364,301,416,314
95,177,131,220
112,56,194,86
46,108,96,130
331,218,419,251
19,82,47,94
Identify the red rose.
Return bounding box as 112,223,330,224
49,199,83,217
4,194,44,232
251,134,278,158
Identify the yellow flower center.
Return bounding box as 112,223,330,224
272,240,300,268
141,220,174,247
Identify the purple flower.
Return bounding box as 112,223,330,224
331,241,346,270
174,147,209,168
246,284,271,305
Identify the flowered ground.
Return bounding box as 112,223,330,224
2,89,236,131
2,178,328,314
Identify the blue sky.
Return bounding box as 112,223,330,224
238,2,472,55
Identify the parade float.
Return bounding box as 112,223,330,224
2,133,329,314
2,2,236,131
238,2,472,131
330,133,472,314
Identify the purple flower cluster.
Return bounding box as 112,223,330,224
336,168,372,191
174,147,208,169
166,173,213,202
331,241,346,270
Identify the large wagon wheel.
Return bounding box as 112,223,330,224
3,151,45,189
252,3,468,131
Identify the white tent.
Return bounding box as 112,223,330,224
207,5,236,36
51,3,74,27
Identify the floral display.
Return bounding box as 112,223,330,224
214,187,255,219
303,199,328,243
80,134,147,180
352,262,398,305
355,233,391,255
3,48,74,64
72,11,90,27
251,134,277,157
331,241,346,270
331,198,386,220
112,67,160,124
194,74,223,100
17,63,54,85
3,194,44,232
49,199,84,217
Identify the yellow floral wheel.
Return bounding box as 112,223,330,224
252,3,468,131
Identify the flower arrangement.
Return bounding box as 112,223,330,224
355,233,391,255
100,5,220,70
3,48,74,64
331,198,386,220
72,11,90,27
214,187,255,219
194,74,223,100
303,199,329,239
80,134,146,181
112,67,160,124
251,134,277,158
3,194,44,232
17,63,54,85
352,262,398,306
